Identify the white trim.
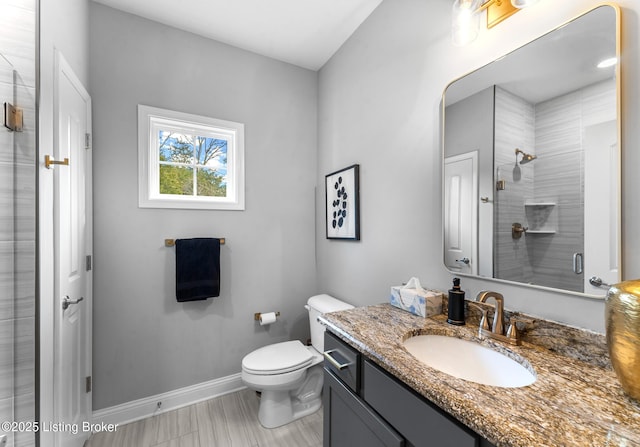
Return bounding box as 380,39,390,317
45,49,93,447
444,151,479,276
137,104,245,210
92,373,246,427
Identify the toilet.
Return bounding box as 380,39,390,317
241,294,353,428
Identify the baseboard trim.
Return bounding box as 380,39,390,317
92,373,246,426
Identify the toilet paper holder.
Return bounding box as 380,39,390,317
254,311,281,321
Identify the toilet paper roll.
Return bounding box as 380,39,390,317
259,312,277,326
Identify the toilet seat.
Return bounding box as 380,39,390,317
242,340,313,375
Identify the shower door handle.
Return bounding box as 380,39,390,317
62,295,84,310
572,253,583,274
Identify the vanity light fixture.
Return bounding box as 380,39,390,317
452,0,541,46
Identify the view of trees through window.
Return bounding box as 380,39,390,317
158,131,228,197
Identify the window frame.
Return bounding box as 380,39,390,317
138,105,245,210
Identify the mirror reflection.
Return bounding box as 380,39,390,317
443,5,620,296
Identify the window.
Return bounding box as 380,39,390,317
138,105,245,210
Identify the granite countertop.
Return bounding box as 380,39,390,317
319,303,640,447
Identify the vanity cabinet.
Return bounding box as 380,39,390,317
323,368,405,447
323,332,496,447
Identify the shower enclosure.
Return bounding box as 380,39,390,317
493,81,616,293
1,0,38,445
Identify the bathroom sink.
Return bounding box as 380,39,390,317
403,334,536,388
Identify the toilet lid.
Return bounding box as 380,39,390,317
243,340,314,375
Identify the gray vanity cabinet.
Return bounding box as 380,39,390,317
323,332,497,447
323,369,405,447
323,330,404,446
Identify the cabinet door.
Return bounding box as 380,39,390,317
323,369,405,447
363,360,478,447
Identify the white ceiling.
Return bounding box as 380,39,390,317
91,0,384,71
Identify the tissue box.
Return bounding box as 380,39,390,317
390,277,443,318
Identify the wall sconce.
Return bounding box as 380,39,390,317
452,0,540,46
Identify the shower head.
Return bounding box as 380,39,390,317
515,148,537,165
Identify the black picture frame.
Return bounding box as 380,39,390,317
325,164,360,240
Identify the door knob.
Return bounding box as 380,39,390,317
589,276,612,289
455,257,470,265
62,295,84,310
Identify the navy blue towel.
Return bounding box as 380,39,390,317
175,238,221,302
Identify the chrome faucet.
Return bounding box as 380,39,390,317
474,291,520,345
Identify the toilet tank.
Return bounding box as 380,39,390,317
306,294,354,353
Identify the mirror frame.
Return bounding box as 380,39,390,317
441,4,622,300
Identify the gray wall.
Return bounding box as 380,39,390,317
89,3,318,410
316,0,640,333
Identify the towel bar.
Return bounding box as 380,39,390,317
165,238,225,247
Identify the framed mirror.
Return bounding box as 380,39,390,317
442,5,620,297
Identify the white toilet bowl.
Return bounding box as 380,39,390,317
241,295,353,428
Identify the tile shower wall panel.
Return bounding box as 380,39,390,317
534,91,583,291
494,87,535,284
0,0,37,445
494,79,615,292
533,79,615,292
0,1,37,90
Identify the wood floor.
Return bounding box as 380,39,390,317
85,388,323,447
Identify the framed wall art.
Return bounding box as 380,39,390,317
325,164,360,240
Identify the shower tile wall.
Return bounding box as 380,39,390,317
494,78,615,292
0,0,37,446
534,78,616,291
533,90,584,291
494,87,535,284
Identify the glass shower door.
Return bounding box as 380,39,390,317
0,47,37,447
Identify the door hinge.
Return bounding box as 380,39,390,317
85,133,91,150
86,255,92,271
86,376,92,393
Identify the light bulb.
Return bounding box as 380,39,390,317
452,0,481,46
511,0,540,9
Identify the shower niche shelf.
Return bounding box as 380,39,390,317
524,201,557,234
524,202,556,207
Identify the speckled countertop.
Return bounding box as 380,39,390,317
319,303,640,447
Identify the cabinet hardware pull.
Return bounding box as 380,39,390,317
323,349,352,370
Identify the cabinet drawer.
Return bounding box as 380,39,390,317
363,360,478,447
323,332,360,394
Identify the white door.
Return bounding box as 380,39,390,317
444,152,478,275
583,120,619,294
53,51,92,447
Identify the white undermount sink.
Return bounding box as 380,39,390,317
403,334,536,388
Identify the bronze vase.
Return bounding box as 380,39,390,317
605,279,640,400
